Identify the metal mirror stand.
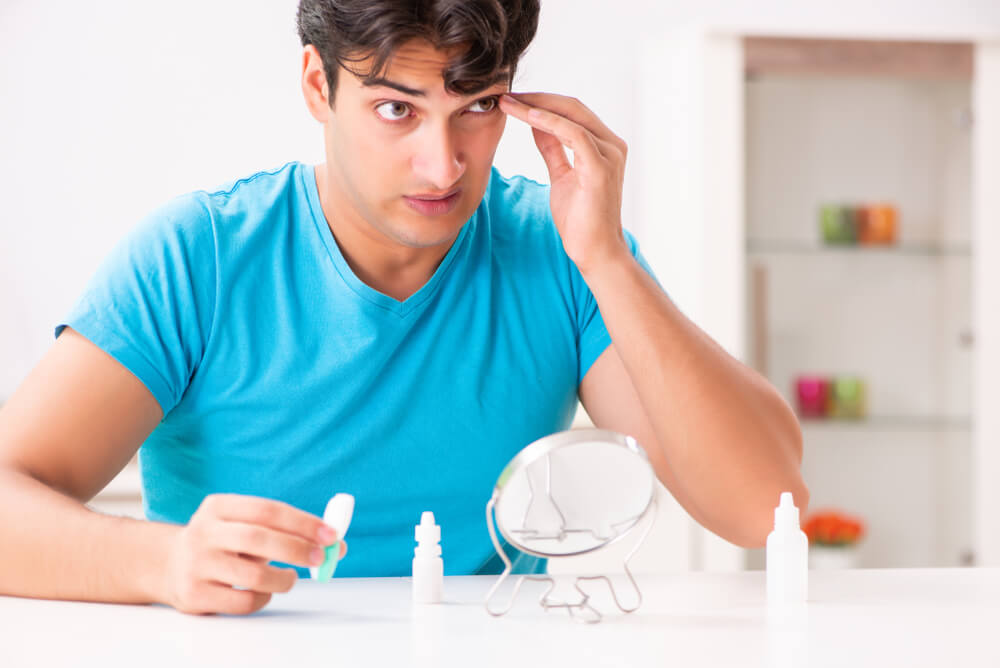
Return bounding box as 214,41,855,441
483,452,658,624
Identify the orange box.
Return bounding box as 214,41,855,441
858,204,898,244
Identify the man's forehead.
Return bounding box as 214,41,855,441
345,41,510,98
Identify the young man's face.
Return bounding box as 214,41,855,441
314,40,510,250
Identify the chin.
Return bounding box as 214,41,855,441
391,225,465,249
386,208,471,248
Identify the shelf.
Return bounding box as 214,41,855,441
747,240,971,257
743,37,974,80
799,415,972,431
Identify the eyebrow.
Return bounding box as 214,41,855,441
363,71,511,98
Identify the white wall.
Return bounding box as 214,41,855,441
0,1,319,394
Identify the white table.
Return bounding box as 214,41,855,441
2,568,999,667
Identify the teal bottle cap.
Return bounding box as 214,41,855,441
316,541,342,582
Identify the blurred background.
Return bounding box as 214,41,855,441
2,0,999,574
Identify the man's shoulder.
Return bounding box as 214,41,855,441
133,161,306,253
197,161,304,205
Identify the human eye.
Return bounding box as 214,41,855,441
374,100,413,122
466,95,500,114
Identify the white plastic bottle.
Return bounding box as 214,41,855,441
766,492,808,605
412,511,443,604
309,493,355,581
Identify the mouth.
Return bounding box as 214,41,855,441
403,188,462,216
407,187,461,201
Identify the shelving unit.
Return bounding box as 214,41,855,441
637,26,1000,572
747,240,972,256
742,38,974,569
799,416,972,431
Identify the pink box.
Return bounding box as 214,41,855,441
795,376,829,418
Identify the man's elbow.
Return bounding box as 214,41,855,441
727,479,811,549
736,417,808,548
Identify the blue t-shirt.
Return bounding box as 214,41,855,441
55,161,656,578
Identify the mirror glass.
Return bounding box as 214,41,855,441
493,429,655,557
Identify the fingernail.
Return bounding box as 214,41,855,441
310,548,324,565
318,526,337,544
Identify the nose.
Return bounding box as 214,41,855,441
411,123,465,191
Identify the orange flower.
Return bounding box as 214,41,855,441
803,510,866,546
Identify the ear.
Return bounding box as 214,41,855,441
302,44,332,122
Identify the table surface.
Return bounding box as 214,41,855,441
2,568,999,667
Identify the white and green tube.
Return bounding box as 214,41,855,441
311,493,355,581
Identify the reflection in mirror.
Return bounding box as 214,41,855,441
485,429,658,623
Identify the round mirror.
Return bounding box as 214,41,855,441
492,429,655,558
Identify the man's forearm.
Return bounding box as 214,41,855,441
0,467,176,604
583,250,808,548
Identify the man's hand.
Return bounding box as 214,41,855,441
498,92,630,276
161,494,346,615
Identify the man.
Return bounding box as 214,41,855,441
0,0,807,616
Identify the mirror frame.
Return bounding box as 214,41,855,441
491,428,656,558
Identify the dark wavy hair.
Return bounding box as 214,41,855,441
296,0,540,107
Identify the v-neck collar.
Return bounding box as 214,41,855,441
301,163,472,318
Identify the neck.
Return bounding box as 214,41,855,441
313,163,455,302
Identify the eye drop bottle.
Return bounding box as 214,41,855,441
766,492,808,605
413,511,443,603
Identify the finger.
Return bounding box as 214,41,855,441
201,494,336,546
500,94,606,168
213,520,322,568
531,126,573,182
532,125,623,183
205,552,298,594
205,583,273,616
504,92,626,155
504,93,626,165
241,539,345,562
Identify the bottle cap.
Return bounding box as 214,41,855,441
415,511,441,553
774,491,800,530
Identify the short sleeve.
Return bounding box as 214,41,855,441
574,230,661,384
54,193,218,415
